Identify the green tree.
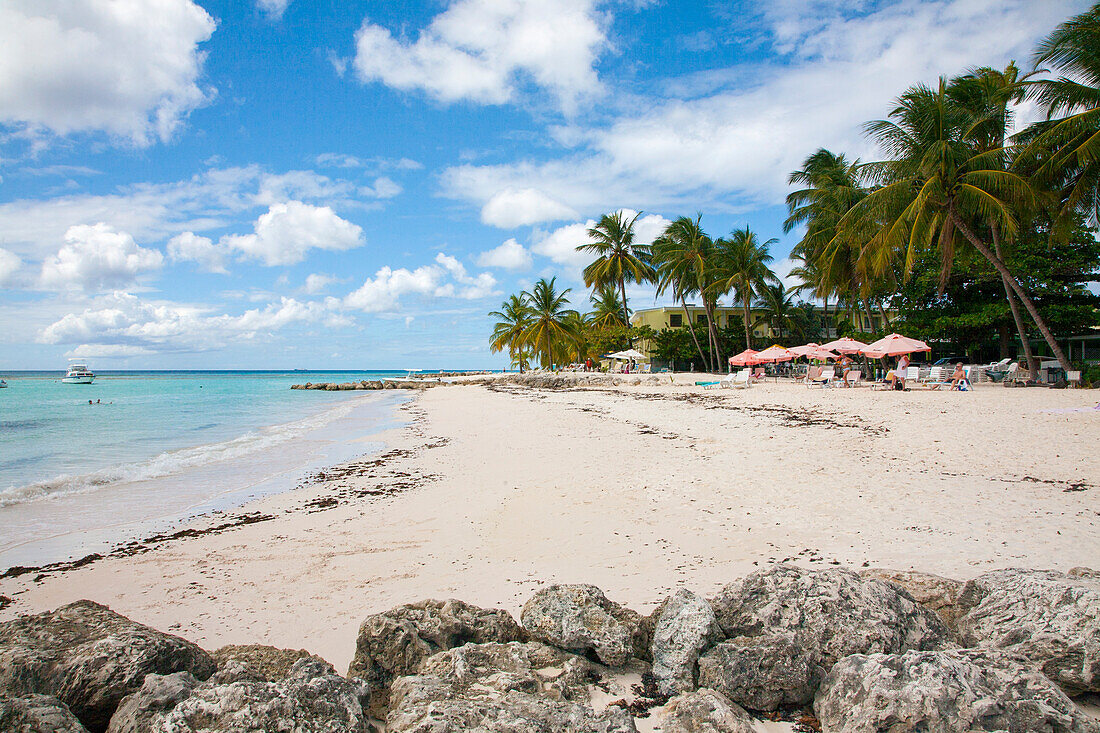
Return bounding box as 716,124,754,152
712,226,780,350
577,211,655,329
522,277,579,369
588,285,629,330
753,282,798,339
488,293,531,372
651,215,716,370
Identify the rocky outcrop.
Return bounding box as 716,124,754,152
0,694,89,733
386,641,636,732
859,568,964,629
0,600,215,732
704,565,951,709
521,584,646,667
650,589,722,696
106,657,368,733
815,649,1099,733
656,689,755,733
347,598,526,698
955,568,1100,694
211,644,322,681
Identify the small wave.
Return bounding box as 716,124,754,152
0,397,365,509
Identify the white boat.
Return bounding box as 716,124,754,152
62,361,95,384
0,379,7,388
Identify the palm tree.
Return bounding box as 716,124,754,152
651,215,714,370
523,277,579,370
588,286,628,330
853,79,1071,371
712,226,780,350
950,63,1041,374
577,211,655,328
753,282,798,340
1030,2,1100,229
489,293,531,372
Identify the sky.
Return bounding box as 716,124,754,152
0,0,1089,370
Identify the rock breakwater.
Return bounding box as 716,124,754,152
2,564,1097,732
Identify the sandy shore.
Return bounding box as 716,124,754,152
1,375,1097,675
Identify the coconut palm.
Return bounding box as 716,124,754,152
753,282,798,340
950,63,1041,374
588,285,628,330
651,215,715,370
523,277,579,370
712,227,780,350
853,79,1071,370
1029,2,1100,228
489,293,531,372
577,211,655,328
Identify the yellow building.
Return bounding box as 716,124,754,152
629,305,893,362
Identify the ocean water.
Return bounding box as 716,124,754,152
0,371,415,568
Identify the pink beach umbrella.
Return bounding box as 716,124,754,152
806,346,839,361
728,348,759,367
861,333,931,358
821,337,869,354
751,344,796,363
787,343,821,357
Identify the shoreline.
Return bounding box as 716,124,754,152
1,376,1097,672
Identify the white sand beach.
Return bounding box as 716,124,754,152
1,376,1097,677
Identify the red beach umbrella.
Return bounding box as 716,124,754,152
751,345,796,363
821,337,869,354
728,349,759,367
861,333,932,358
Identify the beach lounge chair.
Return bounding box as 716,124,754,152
802,366,822,385
722,369,752,389
808,366,835,388
953,366,974,391
844,369,862,387
924,366,952,390
696,379,721,389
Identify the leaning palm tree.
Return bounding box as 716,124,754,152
489,293,531,372
1029,2,1100,229
522,277,579,370
588,285,628,330
852,79,1071,370
577,211,655,328
712,227,780,350
651,215,714,370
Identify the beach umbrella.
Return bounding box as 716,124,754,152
804,346,838,361
751,345,796,363
788,343,822,358
608,348,648,360
728,348,759,366
821,337,869,354
861,333,931,358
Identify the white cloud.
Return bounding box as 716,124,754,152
352,0,605,112
344,265,445,313
39,291,341,354
0,248,21,286
532,220,597,269
481,187,578,228
302,273,339,294
477,238,533,270
40,224,164,292
361,176,402,199
167,232,227,274
440,0,1081,213
257,0,290,20
224,201,364,266
344,253,498,312
0,0,215,146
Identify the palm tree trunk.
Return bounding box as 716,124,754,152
704,299,721,371
823,296,830,339
862,299,875,334
992,225,1038,378
545,331,551,371
742,294,753,350
620,277,630,331
877,301,890,331
682,301,707,369
948,207,1071,372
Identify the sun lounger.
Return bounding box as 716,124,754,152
696,380,721,389
924,366,953,390
802,366,822,385
722,369,751,389
808,366,835,388
844,369,862,387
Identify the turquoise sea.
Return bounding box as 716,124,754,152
0,371,418,568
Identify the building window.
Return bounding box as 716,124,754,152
696,314,707,325
669,313,683,327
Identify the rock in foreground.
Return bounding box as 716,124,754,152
107,658,367,733
956,568,1100,693
386,641,636,732
650,589,722,696
0,600,215,732
521,584,645,666
657,688,755,733
859,568,965,629
815,648,1099,733
0,693,89,733
705,564,951,709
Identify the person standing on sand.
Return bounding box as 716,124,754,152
888,354,910,390
840,355,854,387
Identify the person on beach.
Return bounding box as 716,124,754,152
888,354,910,390
951,363,967,390
840,355,854,387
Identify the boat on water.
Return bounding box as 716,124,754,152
0,379,7,388
62,361,95,384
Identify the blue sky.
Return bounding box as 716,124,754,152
0,0,1087,369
